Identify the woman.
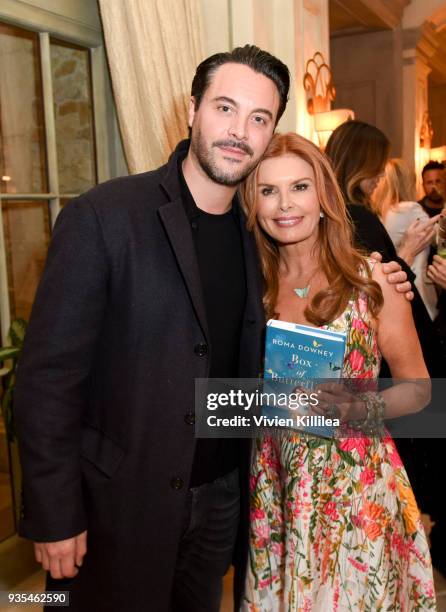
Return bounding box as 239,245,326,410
241,132,435,610
325,120,441,377
325,121,444,578
372,158,440,319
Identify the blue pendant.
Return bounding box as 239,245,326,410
293,285,310,298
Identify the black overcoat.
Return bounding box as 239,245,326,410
15,140,265,611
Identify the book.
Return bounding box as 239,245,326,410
262,319,347,437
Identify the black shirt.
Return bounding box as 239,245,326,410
179,159,247,487
418,196,444,218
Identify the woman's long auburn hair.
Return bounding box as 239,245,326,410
241,132,383,325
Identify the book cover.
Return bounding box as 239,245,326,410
262,319,347,437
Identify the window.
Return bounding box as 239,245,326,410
0,13,107,544
0,21,98,323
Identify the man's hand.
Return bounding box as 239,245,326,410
427,255,446,290
397,214,441,265
34,530,87,579
369,252,413,301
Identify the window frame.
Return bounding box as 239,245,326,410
0,5,110,342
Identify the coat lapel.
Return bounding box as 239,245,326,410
157,141,209,343
158,198,210,344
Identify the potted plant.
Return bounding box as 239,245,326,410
0,319,27,529
0,318,27,442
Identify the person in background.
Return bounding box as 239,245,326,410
326,122,446,582
325,120,441,378
419,161,445,218
428,253,446,289
372,158,441,320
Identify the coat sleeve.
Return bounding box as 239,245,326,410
14,194,109,542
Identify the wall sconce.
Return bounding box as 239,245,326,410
419,111,433,150
304,52,354,149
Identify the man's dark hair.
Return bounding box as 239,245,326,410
191,45,290,124
422,160,445,177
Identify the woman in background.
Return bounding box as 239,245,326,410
326,120,445,582
325,120,441,377
241,132,435,611
372,158,440,319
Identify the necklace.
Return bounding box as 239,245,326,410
293,269,319,299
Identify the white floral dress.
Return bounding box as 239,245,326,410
242,289,436,611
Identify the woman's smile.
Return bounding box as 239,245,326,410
273,216,304,227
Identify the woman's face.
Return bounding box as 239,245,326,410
360,173,384,197
256,153,321,247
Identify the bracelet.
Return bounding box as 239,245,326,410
350,391,386,436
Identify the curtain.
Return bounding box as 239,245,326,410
98,0,204,173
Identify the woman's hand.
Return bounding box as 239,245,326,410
312,382,366,423
427,254,446,289
397,214,441,266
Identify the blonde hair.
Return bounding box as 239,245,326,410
241,132,383,325
372,158,417,218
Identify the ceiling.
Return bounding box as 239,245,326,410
329,0,410,36
329,0,446,84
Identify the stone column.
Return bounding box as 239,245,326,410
402,25,438,192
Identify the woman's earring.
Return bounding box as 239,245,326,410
320,211,325,218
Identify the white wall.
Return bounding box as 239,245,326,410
330,28,404,156
200,0,330,139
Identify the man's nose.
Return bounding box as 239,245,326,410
228,115,248,141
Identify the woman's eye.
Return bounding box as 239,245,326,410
294,183,308,191
260,187,274,196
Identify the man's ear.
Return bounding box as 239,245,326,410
188,97,196,128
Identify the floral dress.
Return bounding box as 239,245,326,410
242,289,436,611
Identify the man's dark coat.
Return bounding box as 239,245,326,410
15,140,265,611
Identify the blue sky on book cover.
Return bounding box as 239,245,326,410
264,320,346,381
262,321,347,437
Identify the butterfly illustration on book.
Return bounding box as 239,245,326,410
312,340,322,348
329,362,342,372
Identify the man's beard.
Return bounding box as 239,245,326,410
190,127,260,186
427,189,444,204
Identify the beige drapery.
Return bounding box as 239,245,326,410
98,0,204,173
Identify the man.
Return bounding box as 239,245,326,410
419,161,445,217
15,45,409,612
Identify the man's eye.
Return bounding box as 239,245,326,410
253,115,266,125
219,105,231,113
